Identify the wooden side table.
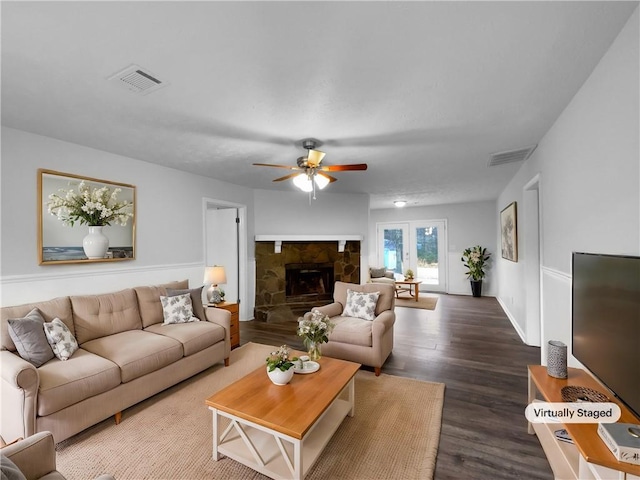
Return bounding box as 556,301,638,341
209,302,239,349
395,280,422,301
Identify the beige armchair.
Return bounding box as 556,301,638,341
0,431,114,480
313,282,395,376
368,267,396,286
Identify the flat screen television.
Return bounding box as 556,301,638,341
572,252,640,419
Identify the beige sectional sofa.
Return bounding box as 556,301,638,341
0,280,231,444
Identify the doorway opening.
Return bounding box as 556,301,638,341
203,198,248,321
376,220,448,292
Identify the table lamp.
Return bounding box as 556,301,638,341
204,265,226,304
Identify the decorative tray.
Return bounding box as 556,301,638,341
561,385,609,403
293,361,320,374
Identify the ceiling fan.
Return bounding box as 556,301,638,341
253,140,368,198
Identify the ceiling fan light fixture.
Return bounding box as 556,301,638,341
293,173,313,192
306,149,326,167
314,174,330,190
394,200,407,207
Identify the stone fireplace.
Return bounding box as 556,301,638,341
254,239,361,322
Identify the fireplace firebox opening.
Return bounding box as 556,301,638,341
285,262,334,300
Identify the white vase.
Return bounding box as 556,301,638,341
266,366,294,385
83,226,109,259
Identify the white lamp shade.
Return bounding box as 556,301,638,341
314,174,330,190
204,265,227,285
293,173,313,192
306,149,326,167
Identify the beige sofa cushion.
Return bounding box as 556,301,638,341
1,297,73,352
144,321,225,357
133,280,189,328
81,330,183,383
327,316,373,347
71,289,141,344
37,349,121,416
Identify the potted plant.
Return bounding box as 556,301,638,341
297,309,335,361
461,246,491,297
265,345,296,385
404,269,414,280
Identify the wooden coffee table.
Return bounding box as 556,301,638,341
205,355,360,480
395,279,422,301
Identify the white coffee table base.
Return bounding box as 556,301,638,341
210,378,355,480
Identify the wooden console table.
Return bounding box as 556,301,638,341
528,365,640,479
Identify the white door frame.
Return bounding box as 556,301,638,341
203,198,249,321
523,175,542,346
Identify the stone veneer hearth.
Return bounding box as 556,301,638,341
254,241,361,322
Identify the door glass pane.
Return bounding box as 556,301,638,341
383,228,404,274
416,226,438,285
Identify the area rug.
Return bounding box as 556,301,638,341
56,342,445,480
395,295,438,310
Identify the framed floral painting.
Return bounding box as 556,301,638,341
38,169,136,264
500,201,518,262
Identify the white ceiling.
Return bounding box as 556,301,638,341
1,1,637,209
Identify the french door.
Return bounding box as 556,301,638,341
377,220,447,292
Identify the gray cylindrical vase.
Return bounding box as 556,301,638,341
547,340,568,379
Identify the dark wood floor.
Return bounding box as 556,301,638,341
240,294,553,480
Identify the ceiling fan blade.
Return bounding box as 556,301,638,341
272,172,301,182
317,171,337,183
253,163,299,170
306,149,326,168
320,163,368,172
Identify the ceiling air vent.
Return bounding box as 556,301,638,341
488,145,537,167
107,64,167,95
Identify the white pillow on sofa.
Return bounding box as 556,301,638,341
343,289,380,321
43,318,79,361
160,293,199,325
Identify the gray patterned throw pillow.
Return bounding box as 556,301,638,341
342,289,380,321
160,293,199,325
43,318,79,361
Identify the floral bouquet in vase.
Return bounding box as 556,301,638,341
265,345,296,385
297,309,335,361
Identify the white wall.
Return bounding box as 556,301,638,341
496,7,639,363
369,201,497,296
1,127,255,306
253,188,371,280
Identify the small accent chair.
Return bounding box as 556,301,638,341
314,281,395,376
368,267,396,286
0,431,114,480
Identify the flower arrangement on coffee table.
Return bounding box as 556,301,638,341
297,309,335,361
266,345,295,373
265,345,298,385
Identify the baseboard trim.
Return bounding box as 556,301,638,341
496,296,527,343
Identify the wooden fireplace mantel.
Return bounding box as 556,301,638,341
255,235,363,253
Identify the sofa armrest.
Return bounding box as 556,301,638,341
372,310,395,337
1,431,56,480
312,302,343,318
1,351,39,442
205,307,231,360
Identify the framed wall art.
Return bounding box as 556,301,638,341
38,169,136,265
500,201,518,262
